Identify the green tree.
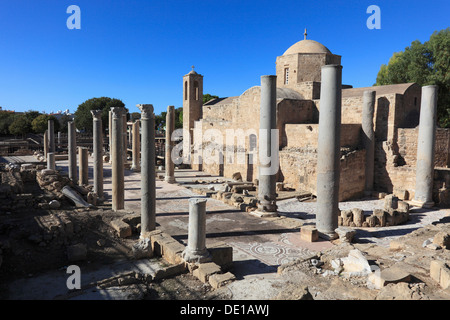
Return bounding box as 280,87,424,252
9,115,31,138
375,28,450,127
73,97,126,133
175,107,183,129
203,93,218,104
31,114,60,134
0,111,15,135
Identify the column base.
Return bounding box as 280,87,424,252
409,199,434,209
181,248,211,264
249,209,279,218
131,165,141,172
132,238,153,259
165,176,176,184
318,231,338,241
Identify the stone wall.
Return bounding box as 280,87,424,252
398,128,450,168
284,123,362,149
279,147,366,201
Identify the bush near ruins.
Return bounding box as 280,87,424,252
31,114,60,134
74,97,127,133
375,28,450,127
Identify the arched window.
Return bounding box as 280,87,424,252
194,81,199,101
184,81,188,100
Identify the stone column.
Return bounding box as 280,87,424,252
123,113,128,164
47,152,55,170
78,147,89,186
43,130,48,158
57,132,61,150
182,198,210,263
48,119,55,153
68,121,77,183
256,75,278,217
165,105,176,183
131,120,141,172
412,85,438,208
111,107,125,211
138,104,156,235
108,110,112,163
316,64,343,240
91,110,104,200
362,90,376,195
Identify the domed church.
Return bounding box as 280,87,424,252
182,32,450,203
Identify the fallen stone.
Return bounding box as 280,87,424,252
274,285,314,300
335,227,356,243
208,272,236,289
367,265,412,289
193,262,222,283
340,249,372,276
231,172,242,181
111,219,132,238
341,210,353,226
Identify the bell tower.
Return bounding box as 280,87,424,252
182,66,203,162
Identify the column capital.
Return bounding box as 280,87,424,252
91,109,103,120
137,104,154,119
111,107,125,119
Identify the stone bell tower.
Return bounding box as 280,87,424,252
182,66,203,162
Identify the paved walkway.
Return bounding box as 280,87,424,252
57,155,450,265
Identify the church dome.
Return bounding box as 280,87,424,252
283,39,332,55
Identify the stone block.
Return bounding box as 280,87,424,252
300,225,318,242
209,272,236,289
430,260,446,283
162,240,185,265
193,262,222,283
373,209,386,227
335,227,356,243
341,210,353,226
111,219,132,238
352,208,364,227
441,266,450,290
208,241,233,270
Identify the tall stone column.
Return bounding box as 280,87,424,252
43,130,48,158
138,104,156,236
131,120,141,172
78,147,89,186
123,113,128,164
111,107,125,211
412,85,438,208
316,64,343,240
47,152,55,170
48,119,55,153
108,110,112,163
182,198,210,263
165,105,176,183
256,75,278,217
57,132,61,150
362,90,376,195
91,110,104,200
68,121,77,183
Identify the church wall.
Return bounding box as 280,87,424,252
279,147,366,201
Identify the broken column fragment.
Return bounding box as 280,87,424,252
182,198,211,263
316,64,342,240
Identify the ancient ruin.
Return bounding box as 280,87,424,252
0,35,449,302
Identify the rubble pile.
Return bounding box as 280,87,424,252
339,195,410,228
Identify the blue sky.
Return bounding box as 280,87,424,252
0,0,448,116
